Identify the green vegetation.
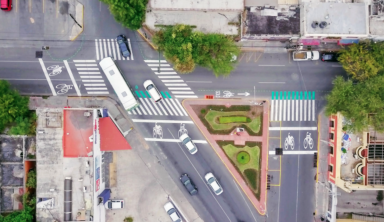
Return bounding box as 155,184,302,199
219,116,251,124
377,190,383,202
124,216,134,222
0,193,36,222
237,151,250,164
205,110,261,133
100,0,148,30
326,41,384,132
244,169,258,190
0,80,35,135
153,24,240,76
26,170,36,189
217,141,261,200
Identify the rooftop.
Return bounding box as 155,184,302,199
149,0,244,12
301,2,368,37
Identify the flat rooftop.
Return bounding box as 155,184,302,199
36,108,93,222
149,0,244,11
302,2,368,36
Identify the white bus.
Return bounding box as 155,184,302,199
99,57,140,111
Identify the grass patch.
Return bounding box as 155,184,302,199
205,110,261,134
237,151,250,164
217,141,262,200
219,116,251,124
244,169,257,190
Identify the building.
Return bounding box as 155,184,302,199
145,0,243,35
36,108,131,222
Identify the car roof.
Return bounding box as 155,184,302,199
179,133,189,140
164,202,174,212
143,80,154,88
210,180,221,191
205,172,214,181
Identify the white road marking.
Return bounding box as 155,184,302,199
144,60,167,63
137,104,148,115
87,91,109,94
270,100,274,121
279,99,282,121
304,100,307,121
160,100,173,115
292,99,295,121
75,64,97,66
84,84,105,86
156,102,168,115
175,99,188,116
158,76,180,79
63,60,81,96
165,98,178,116
275,98,278,121
131,109,137,115
155,72,177,75
85,88,108,90
174,95,198,98
77,68,99,70
185,81,212,83
162,80,184,82
145,138,207,143
99,39,104,59
143,98,158,115
150,99,163,115
170,99,184,116
151,68,174,71
73,60,96,63
38,58,57,96
312,100,316,121
269,127,317,131
80,76,103,79
287,100,290,121
296,100,298,121
269,150,317,155
283,99,286,121
132,119,194,123
111,39,117,60
95,39,99,60
165,84,188,86
308,99,311,121
232,180,258,222
103,39,108,59
147,64,170,67
168,87,191,90
107,39,112,57
82,80,104,82
78,72,101,75
115,40,122,60
171,91,194,94
139,98,153,115
128,38,134,60
300,100,303,121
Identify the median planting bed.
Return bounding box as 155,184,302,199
217,141,261,200
194,105,263,135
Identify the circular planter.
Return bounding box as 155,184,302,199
237,151,250,164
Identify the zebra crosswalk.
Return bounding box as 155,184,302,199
95,39,134,61
128,98,189,116
270,91,316,122
73,60,109,95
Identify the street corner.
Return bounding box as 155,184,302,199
69,1,84,41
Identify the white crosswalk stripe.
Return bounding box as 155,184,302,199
73,60,109,95
95,39,133,61
128,98,190,116
270,91,316,122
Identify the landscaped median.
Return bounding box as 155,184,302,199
183,99,268,215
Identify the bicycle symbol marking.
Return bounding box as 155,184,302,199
223,91,234,98
284,133,295,150
178,123,188,138
47,65,65,76
55,84,73,95
303,132,314,149
153,123,163,139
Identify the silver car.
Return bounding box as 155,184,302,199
143,80,162,102
164,202,182,222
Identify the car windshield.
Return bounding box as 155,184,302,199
182,137,191,145
324,55,333,60
208,177,215,184
146,84,154,90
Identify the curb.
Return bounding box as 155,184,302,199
70,1,84,41
137,29,158,50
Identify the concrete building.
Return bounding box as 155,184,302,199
35,108,130,222
145,0,243,35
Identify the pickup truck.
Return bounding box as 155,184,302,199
293,51,320,61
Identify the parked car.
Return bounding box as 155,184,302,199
143,80,162,102
116,35,131,58
321,52,339,62
104,199,124,209
179,133,198,155
1,0,12,11
180,174,198,195
164,202,182,222
292,51,320,61
205,172,223,195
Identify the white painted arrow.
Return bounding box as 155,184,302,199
237,92,250,96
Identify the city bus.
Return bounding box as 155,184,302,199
99,57,140,111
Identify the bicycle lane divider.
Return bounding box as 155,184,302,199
38,58,57,96
63,60,81,96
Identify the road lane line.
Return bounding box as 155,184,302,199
175,99,188,116
270,100,274,121
84,84,105,86
158,76,180,79
128,38,134,60
64,60,81,96
269,127,317,131
313,100,316,121
99,39,104,59
296,100,298,121
174,95,198,98
308,98,311,121
279,99,282,121
75,64,98,66
132,119,193,124
147,64,170,67
151,68,174,71
304,100,307,121
162,80,184,82
95,40,99,60
144,138,207,143
38,58,57,96
87,91,109,94
155,72,177,75
103,39,108,59
144,60,167,63
168,87,191,90
171,91,194,94
111,39,117,60
269,150,317,155
287,100,290,121
232,180,258,222
115,39,122,60
283,99,286,121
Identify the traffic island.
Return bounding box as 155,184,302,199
183,99,268,215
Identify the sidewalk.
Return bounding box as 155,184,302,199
182,99,268,215
314,108,331,222
29,96,203,222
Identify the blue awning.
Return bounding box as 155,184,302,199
338,39,359,45
98,189,111,204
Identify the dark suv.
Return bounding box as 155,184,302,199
180,174,198,195
116,35,131,58
321,52,339,62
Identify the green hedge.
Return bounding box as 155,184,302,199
219,116,251,124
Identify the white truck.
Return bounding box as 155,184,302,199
293,51,320,61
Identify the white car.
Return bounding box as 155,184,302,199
143,80,162,102
104,199,124,209
205,172,223,195
164,202,182,222
179,133,198,155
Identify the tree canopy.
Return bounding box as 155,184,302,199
100,0,148,30
153,24,240,76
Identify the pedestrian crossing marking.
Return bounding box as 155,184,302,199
95,39,133,61
166,91,172,98
128,98,188,116
140,91,147,98
271,91,316,122
146,91,151,98
135,91,141,98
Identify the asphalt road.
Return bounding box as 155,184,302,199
0,1,349,221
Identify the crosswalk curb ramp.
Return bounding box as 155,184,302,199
270,91,316,122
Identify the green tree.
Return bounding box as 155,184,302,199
9,113,37,136
325,75,384,132
338,42,382,82
0,80,29,132
100,0,148,30
26,170,37,189
153,24,240,76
